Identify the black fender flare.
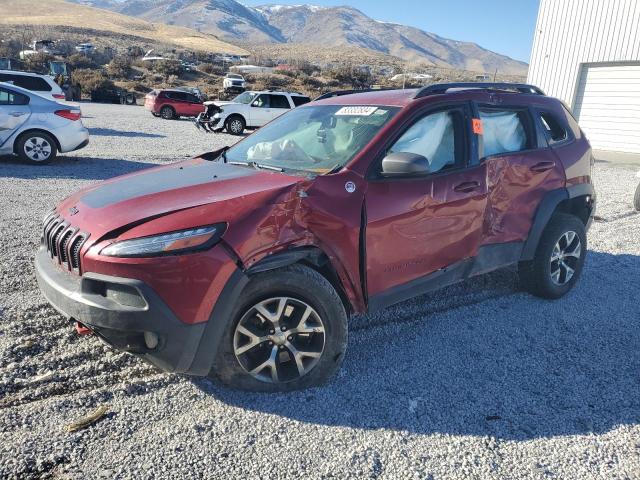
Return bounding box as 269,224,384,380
521,184,595,261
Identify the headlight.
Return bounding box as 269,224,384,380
100,224,226,258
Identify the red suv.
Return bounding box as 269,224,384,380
144,89,204,120
36,83,595,392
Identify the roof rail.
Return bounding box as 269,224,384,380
414,82,545,98
314,88,397,101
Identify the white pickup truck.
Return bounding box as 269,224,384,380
196,90,311,135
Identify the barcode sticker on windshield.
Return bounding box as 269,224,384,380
335,106,378,116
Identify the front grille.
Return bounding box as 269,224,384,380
42,212,89,273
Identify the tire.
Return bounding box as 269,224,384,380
16,131,57,165
518,213,587,299
160,106,175,120
634,181,640,211
210,264,348,392
225,115,245,135
125,93,136,105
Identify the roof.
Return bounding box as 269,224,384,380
314,89,418,107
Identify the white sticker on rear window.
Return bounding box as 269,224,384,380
335,106,378,116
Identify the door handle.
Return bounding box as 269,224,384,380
10,112,26,117
453,181,480,193
530,161,556,173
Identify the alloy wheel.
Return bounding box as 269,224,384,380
233,297,325,383
23,137,52,162
229,119,243,134
550,230,581,285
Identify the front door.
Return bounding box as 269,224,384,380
365,105,488,300
249,94,273,127
0,87,30,149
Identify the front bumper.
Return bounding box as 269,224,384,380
35,247,216,374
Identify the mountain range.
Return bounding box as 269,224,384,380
70,0,528,75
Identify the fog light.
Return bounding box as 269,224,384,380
143,331,159,349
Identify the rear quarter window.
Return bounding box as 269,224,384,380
292,96,311,107
538,111,570,144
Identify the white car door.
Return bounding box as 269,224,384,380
249,94,273,127
0,87,30,150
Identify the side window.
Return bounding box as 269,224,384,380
539,111,569,144
252,94,270,108
388,109,462,174
292,96,311,107
270,94,290,109
479,108,531,157
9,75,52,92
0,88,29,105
186,93,201,103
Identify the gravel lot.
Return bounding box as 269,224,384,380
1,103,639,479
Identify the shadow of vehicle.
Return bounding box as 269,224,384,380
88,128,166,139
0,155,156,180
194,251,640,441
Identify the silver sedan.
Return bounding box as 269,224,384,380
0,82,89,164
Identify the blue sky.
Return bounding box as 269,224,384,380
244,0,540,63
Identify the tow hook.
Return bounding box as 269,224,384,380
75,321,92,335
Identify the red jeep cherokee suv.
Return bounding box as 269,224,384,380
144,89,204,120
36,83,595,392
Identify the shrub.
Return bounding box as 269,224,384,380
66,53,97,70
151,60,182,77
198,63,225,76
107,56,132,79
71,68,113,93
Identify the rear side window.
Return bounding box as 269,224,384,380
561,104,582,139
292,96,311,107
269,94,290,109
389,109,464,174
479,108,532,157
0,88,29,105
0,74,52,92
539,111,569,144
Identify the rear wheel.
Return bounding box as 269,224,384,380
225,115,245,135
519,213,587,299
210,265,348,392
634,181,640,211
16,132,57,165
160,106,175,120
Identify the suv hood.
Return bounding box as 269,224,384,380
56,157,303,241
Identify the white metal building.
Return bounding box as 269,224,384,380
528,0,640,154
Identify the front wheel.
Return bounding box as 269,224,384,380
210,265,348,392
225,115,245,135
519,213,587,299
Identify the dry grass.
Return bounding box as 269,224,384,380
0,0,248,55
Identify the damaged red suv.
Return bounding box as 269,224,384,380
36,83,596,392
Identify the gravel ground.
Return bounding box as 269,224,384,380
1,103,639,479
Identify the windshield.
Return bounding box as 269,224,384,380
225,104,399,174
233,91,257,104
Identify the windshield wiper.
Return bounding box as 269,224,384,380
227,161,283,172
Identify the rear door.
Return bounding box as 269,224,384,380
475,103,565,245
365,103,488,299
0,87,30,149
267,94,291,121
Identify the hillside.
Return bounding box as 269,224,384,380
0,0,248,55
69,0,528,75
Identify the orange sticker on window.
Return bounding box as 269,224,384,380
472,118,483,135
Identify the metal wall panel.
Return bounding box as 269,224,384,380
527,0,640,109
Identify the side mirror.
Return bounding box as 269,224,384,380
381,152,430,176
